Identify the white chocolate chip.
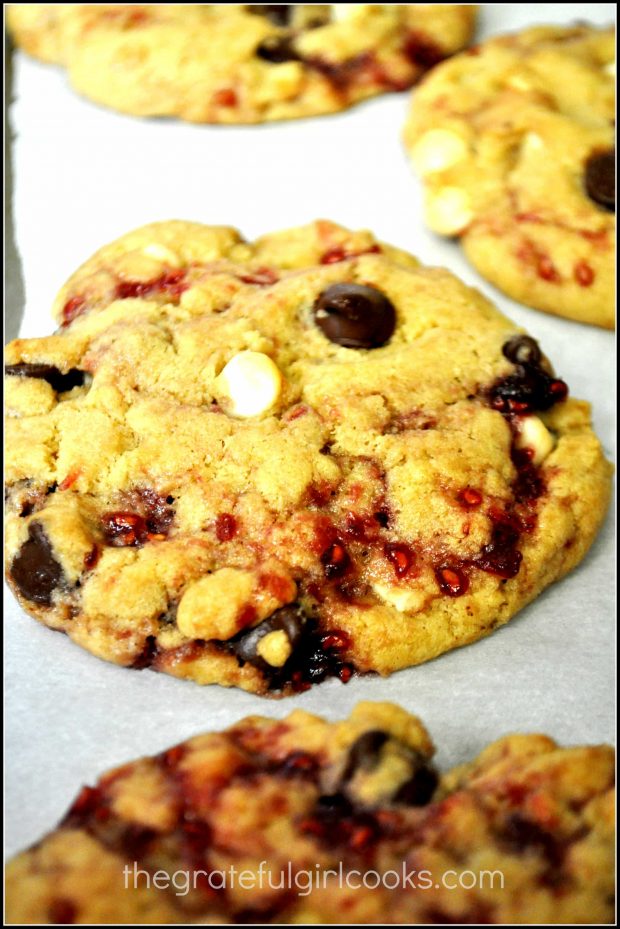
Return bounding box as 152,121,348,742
424,187,473,236
330,4,370,22
216,351,282,418
514,415,555,466
506,73,533,92
411,129,469,175
373,582,427,614
522,132,545,155
256,629,292,667
142,243,182,267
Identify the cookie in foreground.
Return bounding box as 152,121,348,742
4,220,612,695
5,702,615,924
404,24,616,328
7,4,476,123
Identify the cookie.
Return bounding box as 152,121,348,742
404,24,616,328
7,4,477,123
5,702,615,924
4,220,612,696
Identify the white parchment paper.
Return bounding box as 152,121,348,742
5,4,616,858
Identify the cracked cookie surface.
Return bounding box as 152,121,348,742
4,219,612,695
404,24,616,327
7,4,476,123
5,702,616,924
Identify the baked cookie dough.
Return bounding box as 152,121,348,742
404,24,616,327
4,220,612,695
7,4,477,123
6,702,615,923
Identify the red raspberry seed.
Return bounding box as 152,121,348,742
574,260,595,287
435,566,469,597
349,825,375,851
458,487,483,508
537,256,561,282
212,88,238,107
321,541,350,579
215,513,237,541
101,512,147,547
384,542,414,577
321,630,351,651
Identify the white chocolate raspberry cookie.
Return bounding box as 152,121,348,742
7,4,477,123
5,703,615,924
404,24,616,328
4,220,612,696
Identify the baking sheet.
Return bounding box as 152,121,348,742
5,3,616,859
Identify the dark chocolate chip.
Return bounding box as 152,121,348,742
132,635,159,669
221,608,353,692
5,363,85,393
584,149,615,212
48,898,78,925
491,334,568,414
315,792,354,819
501,335,542,367
500,813,564,867
256,34,299,63
297,632,350,686
302,791,381,851
115,823,159,860
11,522,63,606
341,730,389,783
490,367,567,413
250,4,292,26
374,508,390,528
339,731,439,807
229,603,306,665
393,755,439,806
313,283,396,348
13,482,57,518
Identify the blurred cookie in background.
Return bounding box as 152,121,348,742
7,4,477,123
5,702,615,924
404,24,615,328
